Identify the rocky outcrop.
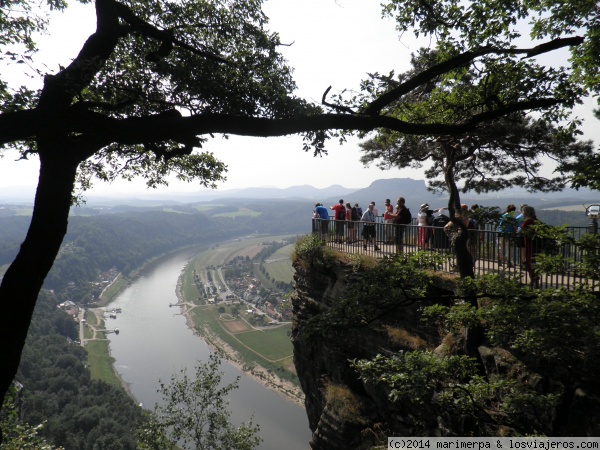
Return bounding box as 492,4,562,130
291,254,600,449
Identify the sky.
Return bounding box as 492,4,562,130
1,0,598,198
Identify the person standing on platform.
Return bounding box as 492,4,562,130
361,203,380,251
330,199,346,243
313,203,330,242
389,197,411,253
383,198,394,244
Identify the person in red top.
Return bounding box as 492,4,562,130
517,205,540,287
383,198,394,244
330,199,346,243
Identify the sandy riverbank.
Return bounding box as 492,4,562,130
174,277,306,408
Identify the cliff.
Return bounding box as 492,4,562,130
291,238,600,449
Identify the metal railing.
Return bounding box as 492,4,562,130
312,218,598,291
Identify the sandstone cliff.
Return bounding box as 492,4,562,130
291,242,600,449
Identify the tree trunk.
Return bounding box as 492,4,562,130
0,145,79,414
442,148,474,281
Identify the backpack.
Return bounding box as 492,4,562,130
426,211,434,226
336,206,346,221
395,207,412,225
351,206,360,221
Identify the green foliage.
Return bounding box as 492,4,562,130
137,354,261,450
357,51,593,196
376,0,599,191
350,268,598,435
572,233,600,279
422,301,479,334
3,0,322,189
352,349,559,434
352,351,477,405
301,254,435,341
11,292,144,449
293,234,335,270
404,250,452,272
561,151,600,191
427,272,600,384
382,0,599,92
0,388,64,450
480,286,600,383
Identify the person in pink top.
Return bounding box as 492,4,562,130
383,198,394,244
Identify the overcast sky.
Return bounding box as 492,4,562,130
1,0,598,197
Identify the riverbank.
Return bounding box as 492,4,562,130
174,273,306,408
90,245,205,395
93,243,305,410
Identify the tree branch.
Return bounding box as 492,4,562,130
321,86,356,114
0,96,564,149
362,37,584,116
109,0,230,64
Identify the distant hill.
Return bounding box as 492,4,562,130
2,178,598,211
326,178,447,211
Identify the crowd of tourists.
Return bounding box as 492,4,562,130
313,197,439,252
313,199,544,286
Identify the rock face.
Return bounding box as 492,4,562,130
291,255,600,449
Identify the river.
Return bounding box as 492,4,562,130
105,247,312,450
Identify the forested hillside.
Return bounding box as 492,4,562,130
12,291,145,449
0,199,311,298
0,199,310,448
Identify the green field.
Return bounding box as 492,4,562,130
190,235,290,268
193,204,223,212
213,208,262,218
83,310,121,384
189,305,298,383
86,339,121,384
181,261,203,303
235,326,293,361
263,243,295,283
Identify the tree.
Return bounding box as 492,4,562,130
379,0,600,186
0,385,65,450
136,354,261,450
0,0,592,416
358,49,595,278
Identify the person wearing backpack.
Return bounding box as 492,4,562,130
389,197,411,253
330,199,346,243
348,202,359,243
353,203,363,244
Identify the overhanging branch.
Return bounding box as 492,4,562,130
362,37,584,116
0,97,564,149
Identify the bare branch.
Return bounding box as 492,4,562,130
321,86,355,114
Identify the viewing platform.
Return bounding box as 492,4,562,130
312,218,598,291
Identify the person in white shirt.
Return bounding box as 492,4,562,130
361,203,380,251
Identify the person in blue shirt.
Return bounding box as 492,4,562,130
497,204,517,267
313,203,330,242
515,204,528,265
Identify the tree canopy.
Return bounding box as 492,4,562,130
137,354,261,450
